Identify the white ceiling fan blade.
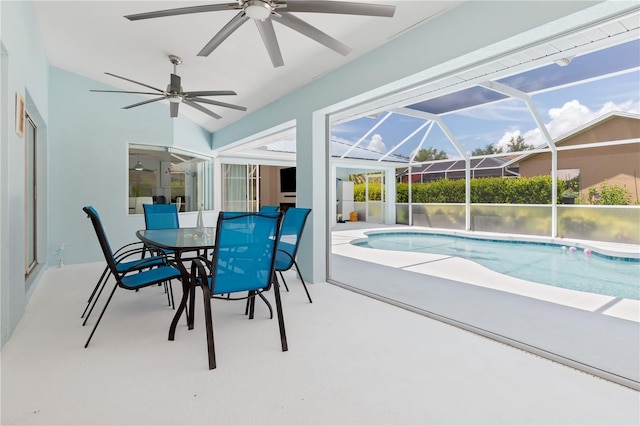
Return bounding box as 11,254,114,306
122,96,167,109
190,97,248,111
183,100,223,119
104,72,165,93
125,3,239,21
272,12,351,56
255,18,284,68
198,12,250,57
283,1,395,17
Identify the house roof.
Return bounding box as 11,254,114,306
397,157,518,177
505,111,640,166
550,111,640,144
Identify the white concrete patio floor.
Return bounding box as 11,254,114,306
1,225,639,425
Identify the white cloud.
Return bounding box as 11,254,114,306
501,99,640,148
497,129,522,151
367,134,387,153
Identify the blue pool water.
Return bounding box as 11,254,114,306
354,232,640,300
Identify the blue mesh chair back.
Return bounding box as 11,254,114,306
211,211,281,295
84,206,115,260
82,206,181,348
259,205,279,213
142,203,181,258
143,203,179,229
274,207,312,303
190,211,286,369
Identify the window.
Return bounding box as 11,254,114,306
128,144,212,214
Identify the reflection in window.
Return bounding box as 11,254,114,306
128,144,212,214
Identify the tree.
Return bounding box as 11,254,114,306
588,181,632,205
471,143,503,156
506,135,534,152
413,147,448,162
348,173,366,184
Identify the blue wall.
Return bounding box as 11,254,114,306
1,0,50,346
48,67,212,266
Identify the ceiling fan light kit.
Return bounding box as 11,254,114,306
245,0,273,20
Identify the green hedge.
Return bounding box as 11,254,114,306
354,182,383,201
355,176,566,204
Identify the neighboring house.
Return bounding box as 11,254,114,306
516,112,640,203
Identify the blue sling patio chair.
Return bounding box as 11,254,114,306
189,211,286,370
82,206,183,348
275,207,312,303
143,203,181,307
81,209,170,321
143,203,179,230
259,205,279,212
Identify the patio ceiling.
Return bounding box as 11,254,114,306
33,1,460,133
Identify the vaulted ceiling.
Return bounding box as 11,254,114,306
33,1,461,133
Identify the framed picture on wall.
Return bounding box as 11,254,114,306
15,93,25,137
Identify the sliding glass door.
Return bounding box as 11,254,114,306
222,164,259,211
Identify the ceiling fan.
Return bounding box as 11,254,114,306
125,1,396,68
91,55,247,119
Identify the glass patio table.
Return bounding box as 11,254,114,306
136,227,216,340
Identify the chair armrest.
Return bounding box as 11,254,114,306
121,255,170,272
276,248,295,262
113,242,146,261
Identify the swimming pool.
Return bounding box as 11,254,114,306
353,232,640,300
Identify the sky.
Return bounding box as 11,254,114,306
331,38,640,161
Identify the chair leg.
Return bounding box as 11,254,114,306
278,270,290,292
248,291,256,320
82,266,110,318
84,283,118,348
200,284,216,370
272,273,288,352
292,260,313,303
257,292,273,319
168,282,175,309
164,281,175,308
188,279,197,329
83,271,112,326
244,292,274,319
